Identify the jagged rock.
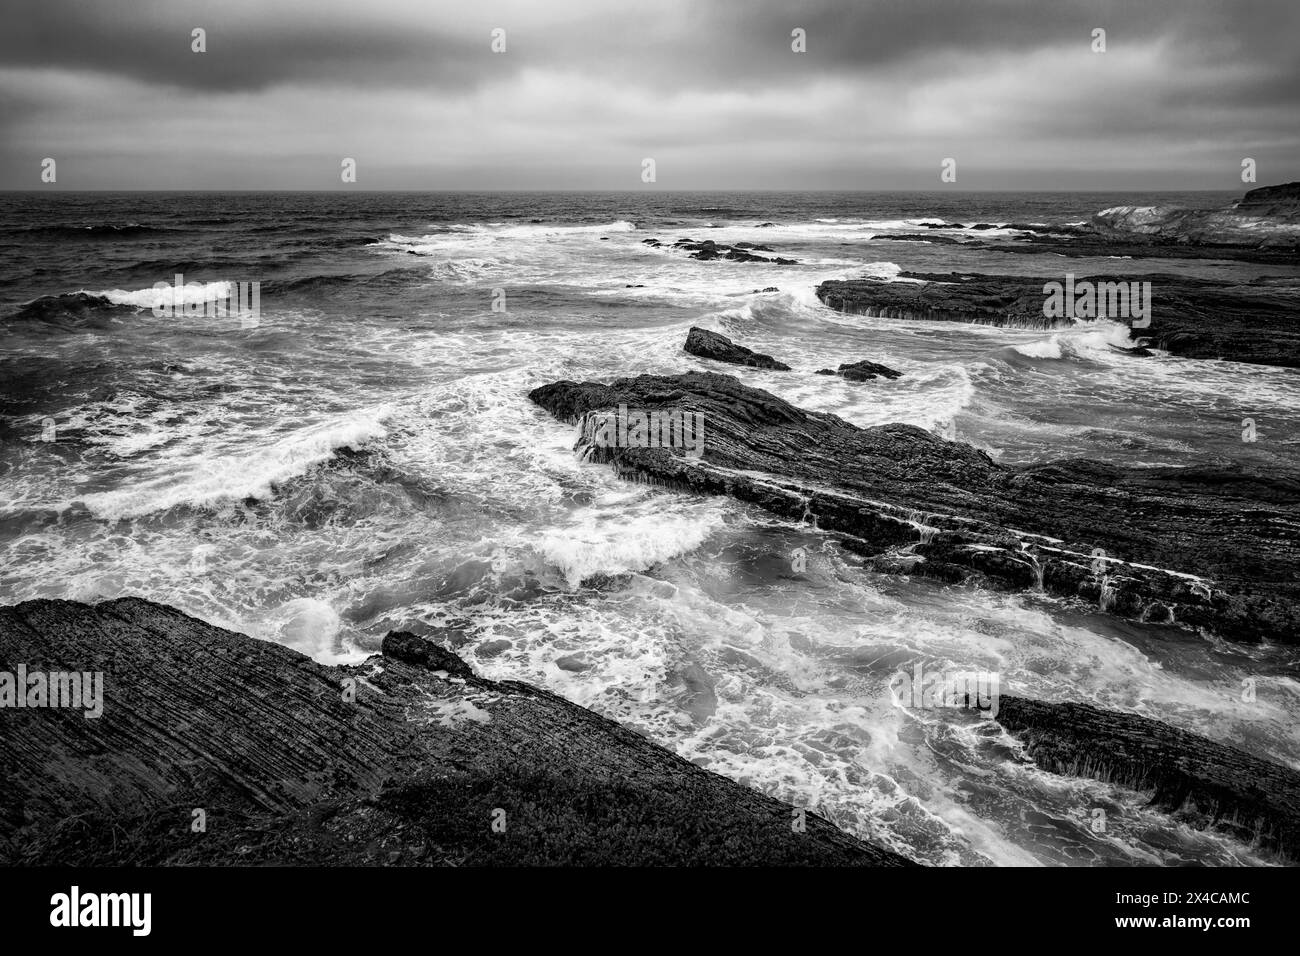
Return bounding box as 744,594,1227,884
817,272,1300,368
0,597,909,866
528,371,1300,643
987,696,1300,861
816,360,902,382
668,238,798,265
384,629,475,678
684,327,791,370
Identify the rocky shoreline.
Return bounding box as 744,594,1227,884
0,598,909,866
817,271,1300,368
4,597,1297,864
914,182,1300,266
530,372,1300,643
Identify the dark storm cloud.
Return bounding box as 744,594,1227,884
5,0,1295,96
0,0,1296,189
0,0,484,91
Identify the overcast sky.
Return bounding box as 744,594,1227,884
1,0,1296,190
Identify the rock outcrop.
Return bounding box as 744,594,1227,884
0,598,910,866
817,272,1300,368
1090,183,1300,247
529,371,1300,643
907,184,1300,264
1233,181,1300,218
641,237,797,264
684,326,791,370
988,696,1300,861
816,360,902,381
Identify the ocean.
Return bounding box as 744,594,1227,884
2,190,1298,866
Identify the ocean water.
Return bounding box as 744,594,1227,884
2,190,1299,866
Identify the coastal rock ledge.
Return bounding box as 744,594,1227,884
530,371,1300,643
0,597,909,866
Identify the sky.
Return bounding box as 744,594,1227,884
1,0,1297,190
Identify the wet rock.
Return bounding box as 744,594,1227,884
817,360,902,382
988,696,1300,861
384,630,475,678
684,327,791,370
529,371,1300,643
817,272,1300,368
554,653,591,672
669,237,798,265
874,233,963,244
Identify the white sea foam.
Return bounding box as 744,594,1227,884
94,281,235,310
76,407,392,519
1014,336,1065,359
539,496,728,587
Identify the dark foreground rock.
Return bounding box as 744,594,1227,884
989,696,1300,861
816,360,902,381
0,598,908,866
817,272,1300,368
684,326,791,370
529,371,1300,643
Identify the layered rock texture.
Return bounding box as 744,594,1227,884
991,697,1300,860
0,598,912,866
529,371,1300,643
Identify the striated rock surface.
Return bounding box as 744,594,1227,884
990,696,1300,861
684,326,791,370
817,272,1300,368
529,371,1300,643
0,597,911,866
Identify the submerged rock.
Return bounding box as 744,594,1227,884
529,371,1300,643
684,327,791,370
0,597,909,866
